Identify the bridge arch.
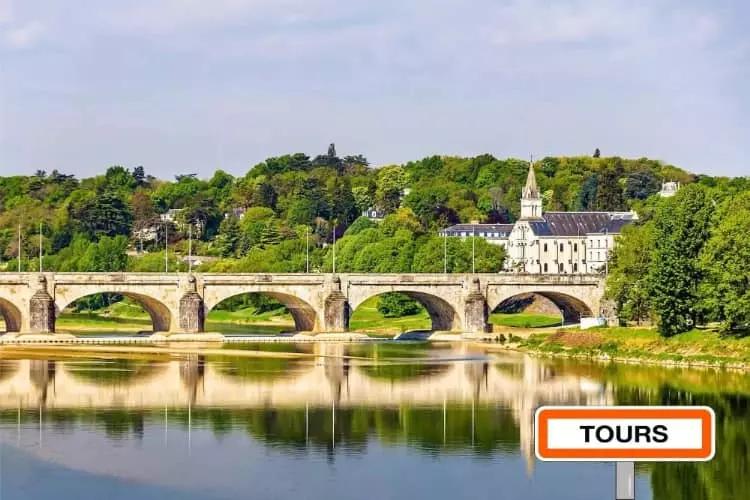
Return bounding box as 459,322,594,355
350,290,460,331
0,297,22,332
205,291,319,332
491,291,593,323
56,292,173,332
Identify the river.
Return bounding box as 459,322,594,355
0,341,746,499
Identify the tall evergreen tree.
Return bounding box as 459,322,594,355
594,160,625,210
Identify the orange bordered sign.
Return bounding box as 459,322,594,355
535,406,715,462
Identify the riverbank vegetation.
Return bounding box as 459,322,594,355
516,327,750,368
607,183,750,336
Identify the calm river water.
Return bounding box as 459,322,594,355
0,341,746,500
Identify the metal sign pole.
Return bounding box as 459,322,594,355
616,461,635,499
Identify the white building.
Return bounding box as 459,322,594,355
659,181,680,197
442,163,638,274
440,223,513,247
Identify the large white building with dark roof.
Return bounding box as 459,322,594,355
441,163,638,274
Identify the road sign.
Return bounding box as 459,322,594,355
535,406,715,462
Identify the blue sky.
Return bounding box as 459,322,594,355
1,0,748,178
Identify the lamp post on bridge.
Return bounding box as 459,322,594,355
164,221,169,273
306,226,310,273
38,222,43,273
472,226,476,274
17,224,21,273
188,223,193,274
443,227,447,274
332,219,337,275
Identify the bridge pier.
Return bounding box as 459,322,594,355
323,276,349,333
178,276,205,333
29,275,56,334
464,278,489,335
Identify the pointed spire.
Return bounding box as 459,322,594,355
522,157,539,199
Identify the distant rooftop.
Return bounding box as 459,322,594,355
441,223,514,238
528,212,637,237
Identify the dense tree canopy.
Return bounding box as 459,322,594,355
607,179,750,335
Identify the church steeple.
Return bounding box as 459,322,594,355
522,160,539,198
520,159,543,219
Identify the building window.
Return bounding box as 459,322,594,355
543,263,548,272
573,263,578,272
543,243,548,252
559,243,564,252
597,251,600,260
574,243,578,252
559,263,564,272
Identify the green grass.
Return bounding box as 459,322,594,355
349,296,431,334
516,326,750,368
206,306,293,325
56,313,152,332
490,312,562,328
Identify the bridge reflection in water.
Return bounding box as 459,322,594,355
0,345,612,468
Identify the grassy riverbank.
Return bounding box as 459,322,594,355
513,327,750,369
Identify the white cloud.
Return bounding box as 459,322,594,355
0,0,12,25
3,19,44,48
0,0,747,176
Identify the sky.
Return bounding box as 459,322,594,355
0,0,748,179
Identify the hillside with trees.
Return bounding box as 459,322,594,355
0,145,696,274
3,145,749,335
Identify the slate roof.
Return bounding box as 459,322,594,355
442,224,514,238
528,212,636,237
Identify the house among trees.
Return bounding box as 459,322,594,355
361,207,387,221
225,207,247,219
659,181,680,197
442,162,638,274
440,223,514,245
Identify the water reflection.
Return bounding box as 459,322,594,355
0,343,747,500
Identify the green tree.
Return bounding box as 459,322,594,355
76,235,129,272
699,192,750,332
132,166,146,186
575,175,598,210
647,185,713,336
594,159,625,211
105,166,136,191
375,165,409,212
215,216,241,257
329,176,358,226
624,170,660,200
72,191,133,239
606,223,655,324
377,293,421,317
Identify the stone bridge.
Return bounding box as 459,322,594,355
0,272,606,336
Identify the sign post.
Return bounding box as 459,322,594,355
535,406,715,499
